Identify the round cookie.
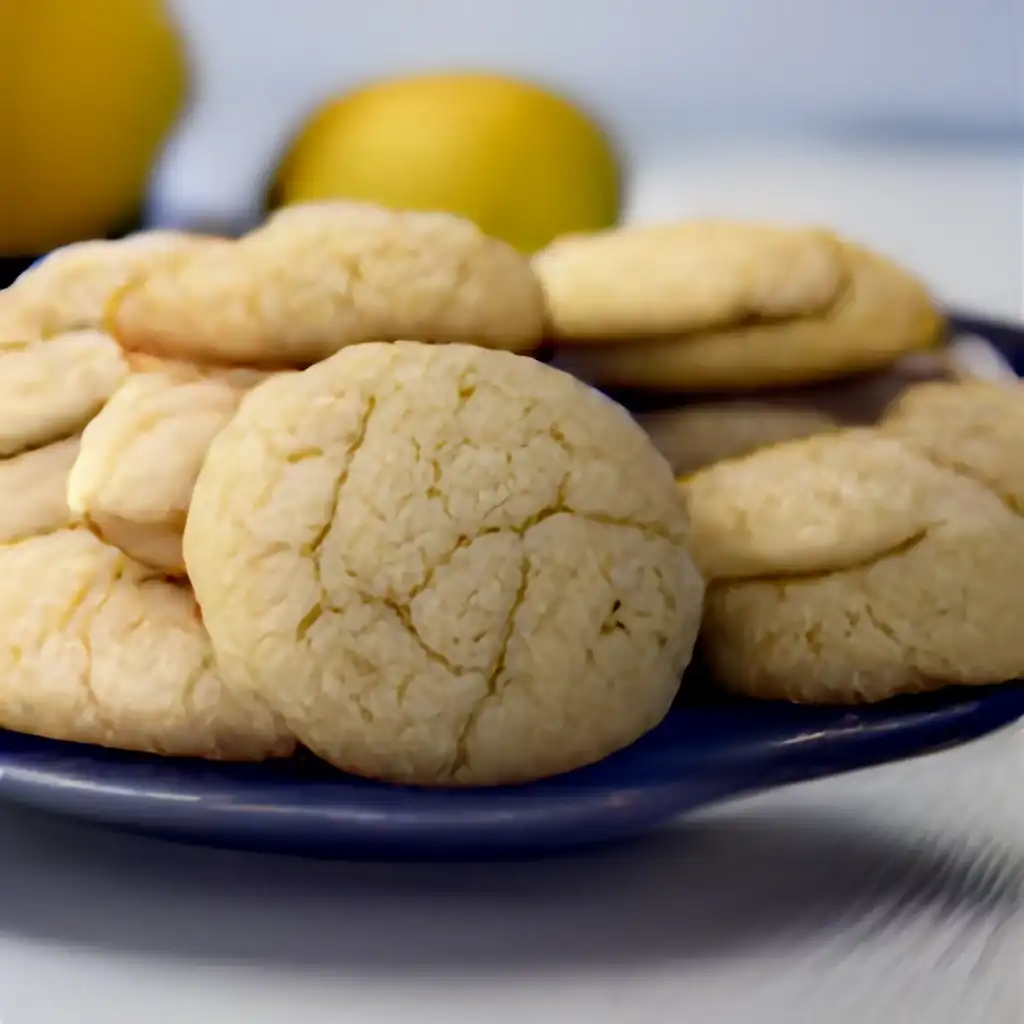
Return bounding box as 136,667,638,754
683,430,1024,703
638,401,838,477
0,329,129,457
9,230,211,337
0,437,82,543
534,220,846,341
0,233,213,457
881,379,1024,512
184,341,703,787
108,201,546,367
68,372,247,575
556,243,943,391
0,441,292,760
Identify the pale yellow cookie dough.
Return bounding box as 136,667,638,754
534,220,846,341
638,400,838,477
684,430,1024,703
184,341,703,786
109,201,546,367
68,372,245,575
0,439,293,760
556,244,943,390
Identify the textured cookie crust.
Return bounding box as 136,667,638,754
0,437,82,543
0,329,129,457
534,220,846,341
556,244,943,390
685,426,1024,703
0,231,213,458
109,201,546,367
881,379,1024,512
639,401,838,477
8,230,210,336
68,373,245,575
0,529,292,760
185,341,703,786
0,439,292,760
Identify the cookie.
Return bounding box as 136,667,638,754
9,230,211,336
108,201,546,367
683,430,1024,703
556,243,943,390
534,220,846,341
184,341,703,787
0,329,129,457
68,372,246,575
0,437,82,544
0,232,218,457
0,441,292,760
638,401,838,476
881,379,1024,512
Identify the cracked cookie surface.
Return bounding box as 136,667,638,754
684,429,1024,703
184,341,703,786
0,328,129,457
68,372,246,575
6,230,212,337
0,232,210,455
109,201,546,367
556,243,942,390
881,379,1024,513
534,220,845,341
0,440,292,760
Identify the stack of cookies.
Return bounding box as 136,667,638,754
0,200,1019,788
534,221,949,475
683,379,1024,704
0,201,705,786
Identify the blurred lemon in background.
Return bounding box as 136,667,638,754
270,72,623,253
0,0,188,255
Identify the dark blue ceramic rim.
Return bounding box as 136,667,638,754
0,679,1021,859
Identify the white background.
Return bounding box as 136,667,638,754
156,0,1023,236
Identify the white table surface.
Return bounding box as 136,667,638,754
3,142,1023,1024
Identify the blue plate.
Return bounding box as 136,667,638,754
0,311,1020,860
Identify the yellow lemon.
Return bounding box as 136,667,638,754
271,72,623,253
0,0,189,254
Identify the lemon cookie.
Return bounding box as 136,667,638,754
108,201,546,367
0,441,292,760
638,401,838,476
881,379,1024,512
68,372,247,575
684,430,1024,703
9,230,211,336
0,329,129,457
556,243,943,391
0,232,211,456
0,437,82,543
534,220,846,341
184,341,703,786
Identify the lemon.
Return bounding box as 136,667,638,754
0,0,188,255
271,72,623,253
